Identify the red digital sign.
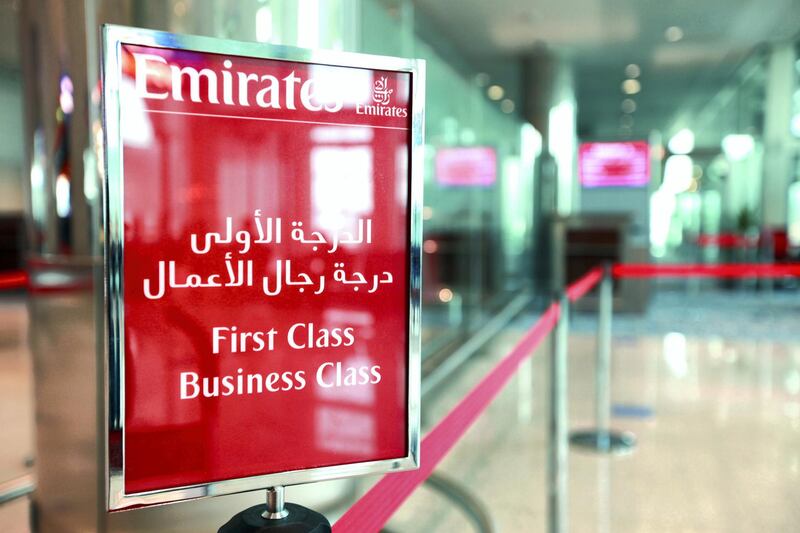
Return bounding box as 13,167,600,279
435,146,497,187
102,27,422,510
579,141,650,188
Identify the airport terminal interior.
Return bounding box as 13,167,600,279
1,0,800,531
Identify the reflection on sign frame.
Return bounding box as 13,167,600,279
101,24,424,511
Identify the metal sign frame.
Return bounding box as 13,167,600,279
101,24,424,511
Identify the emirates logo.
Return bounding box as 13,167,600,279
356,75,407,117
372,76,393,105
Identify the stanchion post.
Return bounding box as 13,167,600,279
763,236,775,294
595,263,613,450
548,292,569,533
569,263,636,454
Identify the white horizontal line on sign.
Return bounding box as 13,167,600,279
143,109,410,131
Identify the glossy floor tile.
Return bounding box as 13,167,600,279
386,289,800,532
0,297,33,533
2,289,800,531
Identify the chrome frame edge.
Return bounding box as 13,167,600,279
100,24,424,511
408,53,425,473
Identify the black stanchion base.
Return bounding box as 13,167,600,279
218,503,331,533
569,429,636,454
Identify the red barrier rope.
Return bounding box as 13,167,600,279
566,266,603,302
613,263,800,278
0,270,93,294
696,233,758,249
333,268,601,532
0,271,28,291
334,304,560,532
334,260,800,530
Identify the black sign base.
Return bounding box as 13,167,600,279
218,503,331,533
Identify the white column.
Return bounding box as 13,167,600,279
761,42,797,228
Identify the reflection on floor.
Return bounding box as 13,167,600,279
0,297,33,533
386,289,800,532
1,289,799,532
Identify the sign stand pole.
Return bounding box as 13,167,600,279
569,263,636,453
217,486,331,532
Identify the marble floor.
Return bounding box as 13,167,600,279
0,297,33,533
1,289,799,532
385,288,800,532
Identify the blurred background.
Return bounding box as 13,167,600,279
1,0,799,531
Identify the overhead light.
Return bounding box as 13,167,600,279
721,134,755,160
56,173,72,218
255,6,273,42
663,155,694,194
791,114,800,138
624,64,641,78
438,288,454,303
665,26,684,42
487,85,504,100
621,79,641,95
474,73,490,87
173,1,187,17
620,114,634,128
668,128,694,154
297,0,320,48
59,75,74,114
709,154,731,177
621,98,636,113
460,128,477,144
500,98,515,113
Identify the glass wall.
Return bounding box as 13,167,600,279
7,2,543,529
356,3,540,357
3,0,542,360
123,0,541,360
651,39,800,265
653,45,797,263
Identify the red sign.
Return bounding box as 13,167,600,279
103,27,422,509
435,146,496,187
579,141,650,188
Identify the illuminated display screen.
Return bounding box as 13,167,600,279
579,141,650,188
435,146,497,187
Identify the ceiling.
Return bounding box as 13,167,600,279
412,0,800,144
2,0,798,145
0,0,20,71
